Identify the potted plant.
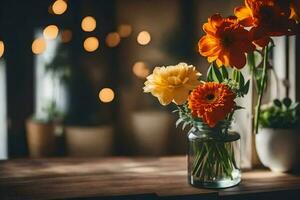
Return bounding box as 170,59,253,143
26,101,64,157
256,98,300,172
26,43,71,157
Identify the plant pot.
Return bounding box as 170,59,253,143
65,126,114,157
26,119,56,158
131,111,171,155
256,128,300,172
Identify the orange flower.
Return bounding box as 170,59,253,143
235,0,298,47
291,0,300,23
198,14,255,69
188,82,236,128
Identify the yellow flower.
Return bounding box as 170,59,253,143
144,63,201,106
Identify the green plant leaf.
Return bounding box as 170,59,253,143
233,70,244,88
289,102,299,110
283,97,292,108
273,99,282,107
211,64,223,83
220,66,228,80
242,80,250,94
207,64,214,82
176,118,184,127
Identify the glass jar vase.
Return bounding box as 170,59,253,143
187,126,241,189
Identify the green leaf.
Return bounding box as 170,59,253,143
233,70,245,88
235,105,245,110
283,97,292,108
289,102,299,110
242,80,250,94
220,66,228,80
239,72,245,87
176,118,184,127
247,52,256,73
211,63,223,83
232,69,238,82
182,122,189,130
273,99,282,108
207,64,214,82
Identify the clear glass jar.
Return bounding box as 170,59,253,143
187,126,241,189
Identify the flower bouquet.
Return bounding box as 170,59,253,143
144,62,248,188
144,0,299,189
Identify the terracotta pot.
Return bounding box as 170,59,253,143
131,111,171,156
256,128,300,172
26,119,56,158
65,126,114,157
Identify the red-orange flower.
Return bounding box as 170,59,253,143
291,0,300,23
198,14,255,69
188,82,236,128
235,0,298,47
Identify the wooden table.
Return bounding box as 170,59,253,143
0,156,300,200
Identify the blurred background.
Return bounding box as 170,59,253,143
0,0,298,161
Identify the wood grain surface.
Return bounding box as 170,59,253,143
0,156,299,200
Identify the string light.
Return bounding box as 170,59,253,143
83,37,99,52
137,31,151,45
32,38,46,54
52,0,67,15
99,88,115,103
0,41,4,58
81,16,97,32
132,62,150,79
43,25,59,40
61,29,72,43
118,24,132,38
106,32,121,47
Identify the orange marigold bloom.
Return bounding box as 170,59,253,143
235,0,298,47
198,14,255,69
188,82,236,128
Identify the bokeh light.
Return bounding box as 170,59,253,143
43,25,59,40
32,38,46,55
0,41,4,58
137,31,151,45
83,37,99,52
61,29,72,43
106,32,121,47
118,24,132,38
81,16,97,32
52,0,67,15
132,62,150,79
99,88,115,103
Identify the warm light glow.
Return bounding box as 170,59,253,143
81,16,97,32
61,29,72,43
137,31,151,45
132,62,150,79
83,37,99,52
0,41,4,58
106,32,121,47
43,25,59,40
118,24,132,38
52,0,67,15
99,88,115,103
32,38,46,54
